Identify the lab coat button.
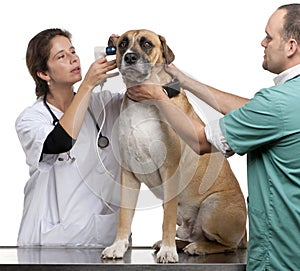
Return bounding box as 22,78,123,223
58,157,64,161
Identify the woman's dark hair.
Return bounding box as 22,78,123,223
278,4,300,43
26,28,72,98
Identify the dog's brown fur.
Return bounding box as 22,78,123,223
102,29,247,263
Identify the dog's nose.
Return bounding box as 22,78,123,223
124,52,139,64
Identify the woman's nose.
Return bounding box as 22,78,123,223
69,53,79,63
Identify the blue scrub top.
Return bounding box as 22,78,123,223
220,75,300,270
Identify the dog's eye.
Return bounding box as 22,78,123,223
140,37,153,51
143,42,153,49
119,38,129,50
119,41,127,48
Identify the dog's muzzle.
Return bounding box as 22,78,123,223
120,52,153,83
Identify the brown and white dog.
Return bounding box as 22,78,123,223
102,29,247,263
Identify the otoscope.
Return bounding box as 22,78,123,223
94,46,117,59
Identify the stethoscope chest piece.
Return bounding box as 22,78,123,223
86,107,110,149
98,133,109,148
44,93,110,149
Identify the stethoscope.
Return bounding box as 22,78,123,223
43,93,116,213
87,105,110,149
43,94,109,148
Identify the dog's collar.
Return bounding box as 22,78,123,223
126,77,181,102
162,77,181,98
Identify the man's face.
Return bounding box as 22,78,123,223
261,9,288,74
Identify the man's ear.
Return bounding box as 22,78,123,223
287,38,298,57
37,71,50,81
108,34,120,47
159,35,175,64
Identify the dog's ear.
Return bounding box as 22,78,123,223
108,34,119,47
159,35,175,64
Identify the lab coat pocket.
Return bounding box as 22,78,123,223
247,205,268,262
94,210,119,247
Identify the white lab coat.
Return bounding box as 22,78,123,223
15,90,122,247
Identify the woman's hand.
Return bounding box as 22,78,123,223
82,57,118,90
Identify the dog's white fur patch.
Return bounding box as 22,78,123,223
102,239,129,259
119,100,167,176
156,245,178,263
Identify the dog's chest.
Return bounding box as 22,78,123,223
118,98,169,176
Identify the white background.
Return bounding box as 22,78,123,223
0,0,290,246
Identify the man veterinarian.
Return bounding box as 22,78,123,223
127,4,300,270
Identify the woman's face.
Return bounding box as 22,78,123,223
46,35,82,87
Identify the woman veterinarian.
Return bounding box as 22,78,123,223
15,28,122,246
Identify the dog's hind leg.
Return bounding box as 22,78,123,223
183,241,237,256
182,193,247,256
175,239,191,250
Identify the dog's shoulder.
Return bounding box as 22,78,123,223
171,90,201,121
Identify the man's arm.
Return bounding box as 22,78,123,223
126,84,212,155
165,64,249,115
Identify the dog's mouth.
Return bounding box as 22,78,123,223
119,62,153,83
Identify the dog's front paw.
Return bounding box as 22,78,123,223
101,239,129,259
156,245,178,263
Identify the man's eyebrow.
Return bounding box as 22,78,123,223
265,30,271,37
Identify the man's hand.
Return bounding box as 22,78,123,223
126,84,168,102
126,75,170,102
164,63,188,89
